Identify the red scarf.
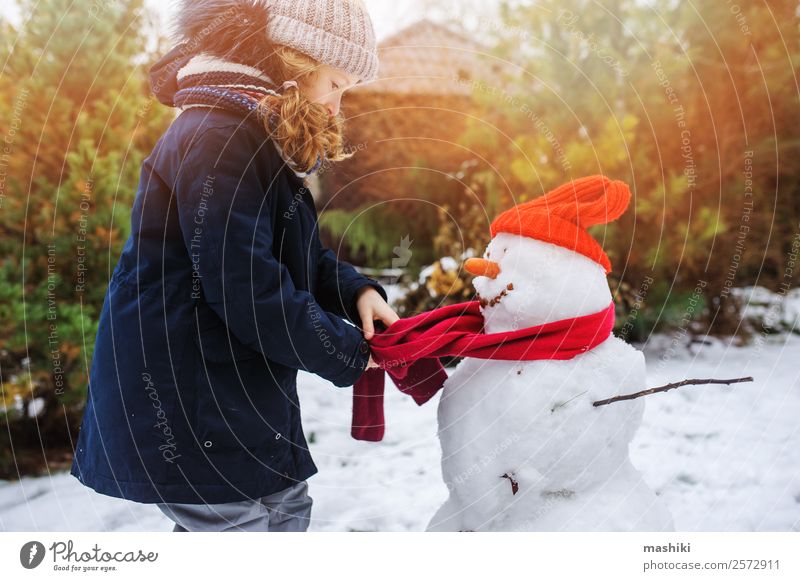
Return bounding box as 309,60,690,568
352,301,616,441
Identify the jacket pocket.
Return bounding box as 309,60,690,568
110,265,190,309
191,389,279,452
188,303,286,451
192,303,260,363
188,357,283,452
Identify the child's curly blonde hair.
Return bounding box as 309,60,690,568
259,45,355,174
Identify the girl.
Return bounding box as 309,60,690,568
70,0,398,532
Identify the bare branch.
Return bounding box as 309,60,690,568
592,377,754,407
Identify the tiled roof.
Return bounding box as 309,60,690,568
353,18,515,96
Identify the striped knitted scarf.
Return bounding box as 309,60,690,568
173,54,324,178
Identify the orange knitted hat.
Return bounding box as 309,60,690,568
490,175,631,274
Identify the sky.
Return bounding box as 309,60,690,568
1,0,499,43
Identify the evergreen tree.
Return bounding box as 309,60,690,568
0,0,171,475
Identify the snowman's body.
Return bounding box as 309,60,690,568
427,233,674,531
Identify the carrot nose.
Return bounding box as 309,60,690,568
464,258,500,279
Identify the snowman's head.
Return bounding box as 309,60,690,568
464,175,632,333
465,233,612,332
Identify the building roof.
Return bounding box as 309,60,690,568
353,18,516,97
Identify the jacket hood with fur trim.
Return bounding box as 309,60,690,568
149,0,276,105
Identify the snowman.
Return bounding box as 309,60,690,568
426,176,674,532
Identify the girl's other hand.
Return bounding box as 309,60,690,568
356,286,399,340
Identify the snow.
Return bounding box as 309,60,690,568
731,285,800,333
633,333,800,532
26,398,45,418
1,335,798,532
380,282,407,309
428,341,674,532
417,254,473,286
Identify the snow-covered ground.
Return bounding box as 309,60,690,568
1,334,798,532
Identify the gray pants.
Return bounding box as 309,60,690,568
156,481,313,532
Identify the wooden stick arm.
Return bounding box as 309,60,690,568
592,377,754,407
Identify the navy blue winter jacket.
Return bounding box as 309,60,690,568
70,93,385,504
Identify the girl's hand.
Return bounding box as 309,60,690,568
356,286,399,340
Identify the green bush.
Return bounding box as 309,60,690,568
0,0,172,477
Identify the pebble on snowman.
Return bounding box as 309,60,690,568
352,175,752,532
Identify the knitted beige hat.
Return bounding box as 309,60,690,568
266,0,380,82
